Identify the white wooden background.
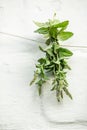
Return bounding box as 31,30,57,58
0,0,87,130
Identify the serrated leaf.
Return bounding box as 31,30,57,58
58,31,73,41
35,27,49,34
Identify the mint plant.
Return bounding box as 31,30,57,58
30,15,73,102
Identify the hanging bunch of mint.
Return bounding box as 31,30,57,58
30,14,73,102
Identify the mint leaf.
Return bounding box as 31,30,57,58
30,14,74,102
53,20,69,28
59,47,73,57
34,21,49,28
49,19,60,26
38,58,46,64
63,87,73,99
58,31,73,41
35,27,49,34
39,46,46,52
46,48,54,56
49,27,58,39
45,39,50,45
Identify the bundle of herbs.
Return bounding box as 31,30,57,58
30,14,73,102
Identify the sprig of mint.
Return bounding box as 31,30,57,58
30,14,73,102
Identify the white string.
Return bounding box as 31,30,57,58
0,31,87,49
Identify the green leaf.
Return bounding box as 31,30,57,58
61,91,63,99
52,60,60,65
60,59,71,70
39,46,46,52
34,19,59,28
64,79,68,86
30,70,38,85
45,39,50,45
31,15,74,102
53,42,59,53
63,87,73,99
59,47,73,57
34,21,44,27
46,48,53,56
51,86,56,91
56,90,61,102
53,20,69,28
40,66,44,77
45,64,54,70
35,27,49,34
64,64,71,70
58,31,73,41
49,19,60,26
36,79,43,87
44,33,49,38
36,79,46,95
38,85,42,95
45,58,50,65
49,28,58,39
34,21,49,28
38,58,46,64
